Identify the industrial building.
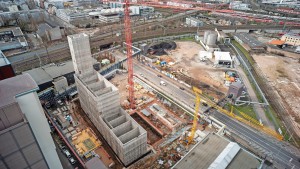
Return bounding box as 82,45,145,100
37,23,65,41
229,1,251,10
227,82,244,99
172,133,261,169
186,17,204,27
0,74,63,169
56,9,90,23
214,51,233,67
0,27,28,51
200,31,221,52
97,8,123,23
261,0,300,7
23,61,75,91
0,50,15,80
233,33,265,52
68,33,147,166
281,33,300,46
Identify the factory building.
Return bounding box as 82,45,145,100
200,31,221,52
37,23,65,41
214,51,233,67
172,133,261,169
186,17,204,27
281,33,300,46
0,27,28,51
0,74,63,169
23,61,75,91
233,33,265,52
56,9,89,23
68,33,147,166
229,1,251,10
0,50,15,80
227,82,244,99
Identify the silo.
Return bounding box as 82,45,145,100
203,31,211,44
206,33,217,46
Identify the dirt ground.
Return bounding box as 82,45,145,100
109,73,128,103
252,53,300,130
162,41,227,93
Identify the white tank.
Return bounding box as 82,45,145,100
203,31,211,44
206,33,217,46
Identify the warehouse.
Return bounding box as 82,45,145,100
23,61,75,91
214,51,232,67
0,27,28,51
172,133,261,169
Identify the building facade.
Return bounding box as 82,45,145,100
0,74,63,169
281,33,300,46
68,33,147,166
0,50,15,80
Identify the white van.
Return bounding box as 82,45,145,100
160,81,166,86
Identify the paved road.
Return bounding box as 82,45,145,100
134,62,300,169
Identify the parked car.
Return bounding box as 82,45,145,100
63,149,71,158
157,74,162,78
140,73,144,77
179,87,185,90
68,157,76,165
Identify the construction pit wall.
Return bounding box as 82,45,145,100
74,69,147,166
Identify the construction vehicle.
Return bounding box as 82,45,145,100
187,87,202,145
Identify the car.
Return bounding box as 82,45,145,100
63,149,71,158
179,87,185,90
140,73,144,77
202,102,208,107
58,144,66,150
160,81,166,86
157,74,162,78
68,157,76,165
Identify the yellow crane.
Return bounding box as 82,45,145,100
188,87,202,144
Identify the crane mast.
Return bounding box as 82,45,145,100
124,0,135,109
188,87,202,144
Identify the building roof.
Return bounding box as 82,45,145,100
269,39,285,45
214,51,232,61
85,157,108,169
233,33,265,49
172,133,260,169
23,61,74,85
0,50,10,66
141,109,151,117
0,27,23,36
0,74,38,108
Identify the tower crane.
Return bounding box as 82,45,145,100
124,0,135,109
187,86,202,145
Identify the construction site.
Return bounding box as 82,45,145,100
50,29,270,169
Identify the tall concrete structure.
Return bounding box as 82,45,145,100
67,33,94,74
68,33,147,166
0,74,63,169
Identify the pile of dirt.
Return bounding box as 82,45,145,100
148,41,177,56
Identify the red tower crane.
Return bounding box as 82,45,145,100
124,0,135,109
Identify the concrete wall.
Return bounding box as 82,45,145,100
68,33,94,74
17,92,63,169
74,70,147,166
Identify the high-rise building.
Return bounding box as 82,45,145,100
68,33,147,166
0,74,63,169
